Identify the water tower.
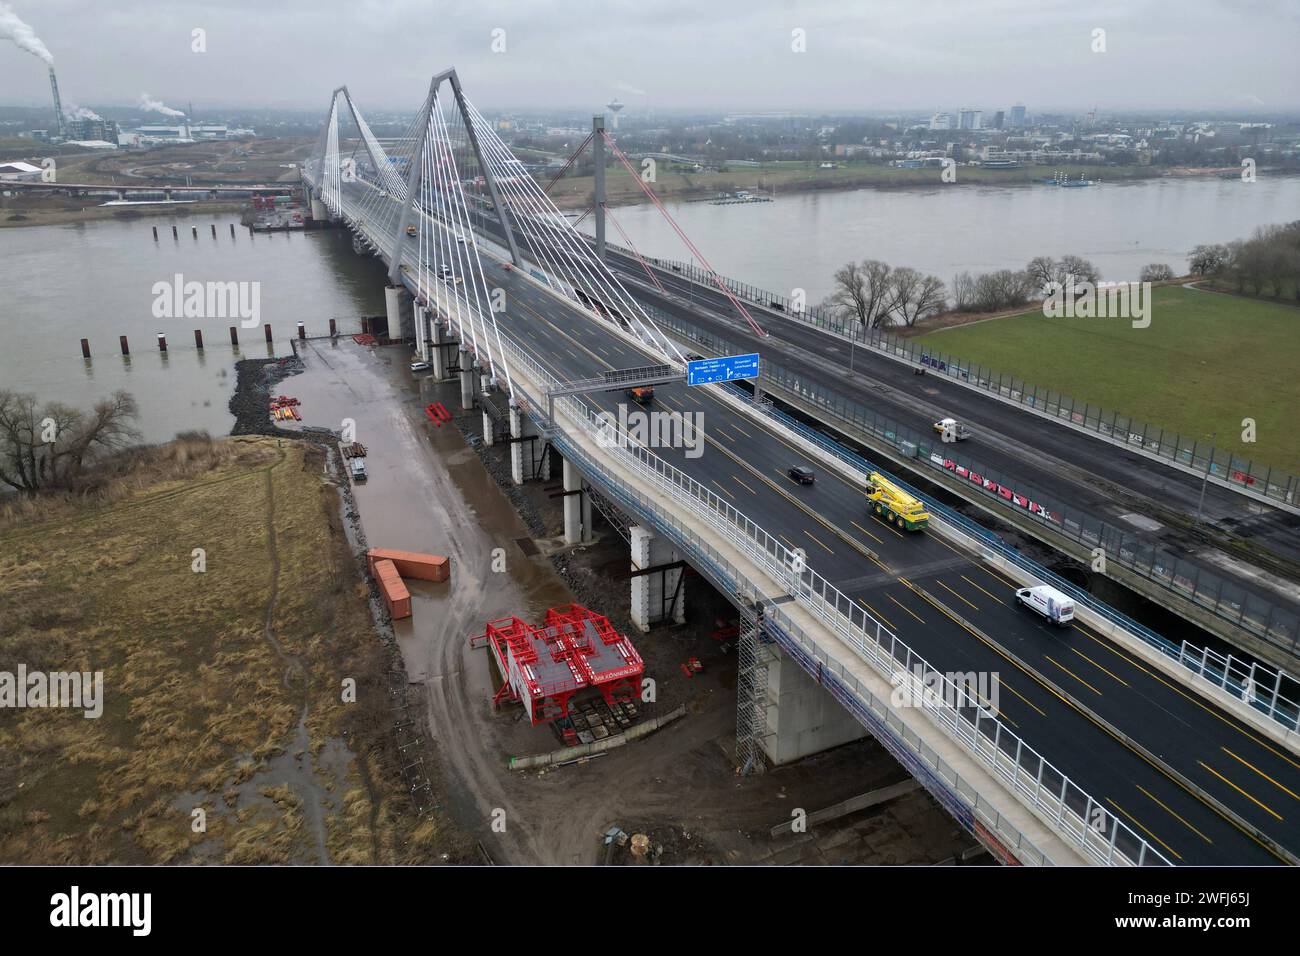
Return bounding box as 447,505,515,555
606,98,624,130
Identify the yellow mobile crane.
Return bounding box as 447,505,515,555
865,472,929,531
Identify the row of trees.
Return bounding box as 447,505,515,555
824,254,1108,324
0,390,140,493
1188,221,1300,300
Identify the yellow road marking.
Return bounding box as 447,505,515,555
1068,646,1129,687
732,475,757,495
1220,748,1300,802
887,593,925,624
961,574,1004,604
850,519,884,544
1107,798,1182,861
1198,761,1283,821
803,529,835,555
1137,785,1213,844
1044,655,1103,696
711,480,735,500
858,598,893,630
936,579,978,611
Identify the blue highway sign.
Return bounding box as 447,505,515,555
686,353,761,386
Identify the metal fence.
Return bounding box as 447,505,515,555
620,245,1300,509
478,313,1170,865
648,303,1300,664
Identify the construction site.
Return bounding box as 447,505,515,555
254,329,981,865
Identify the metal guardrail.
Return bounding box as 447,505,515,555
716,378,1300,735
336,187,1171,865
649,303,1300,667
620,245,1300,510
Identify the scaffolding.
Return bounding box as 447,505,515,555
735,601,771,774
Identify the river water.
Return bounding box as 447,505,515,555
590,174,1300,304
2,176,1297,444
0,212,388,443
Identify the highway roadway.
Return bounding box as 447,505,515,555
466,208,1300,660
344,181,1300,864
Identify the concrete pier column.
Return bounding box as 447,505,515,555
762,644,866,765
383,285,410,341
482,411,495,447
430,319,447,379
459,350,475,410
413,302,427,359
581,477,594,543
310,197,327,221
629,525,685,632
509,406,526,484
562,458,583,545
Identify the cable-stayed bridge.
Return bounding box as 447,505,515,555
300,69,1300,867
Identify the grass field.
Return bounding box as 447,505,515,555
914,285,1300,476
0,435,467,864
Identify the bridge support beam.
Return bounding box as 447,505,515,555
310,196,328,221
414,302,428,360
508,406,548,485
562,458,589,545
430,319,449,379
384,285,410,341
592,115,606,262
761,643,867,766
459,350,476,410
482,411,495,448
629,525,685,631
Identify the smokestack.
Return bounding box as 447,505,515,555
48,65,65,138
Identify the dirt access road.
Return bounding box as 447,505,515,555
282,336,972,865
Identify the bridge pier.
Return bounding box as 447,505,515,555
310,197,328,221
413,303,429,360
384,285,411,341
509,406,549,484
629,525,685,631
429,318,448,379
761,643,867,766
562,458,595,545
481,411,495,448
459,350,476,410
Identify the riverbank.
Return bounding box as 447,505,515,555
0,192,246,228
549,160,1170,211
0,432,471,864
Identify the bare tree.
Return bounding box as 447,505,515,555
886,267,922,326
952,271,975,311
1026,256,1057,294
1058,255,1101,287
0,390,140,493
1139,263,1175,282
1188,243,1229,276
826,258,893,328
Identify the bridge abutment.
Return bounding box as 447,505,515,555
310,197,328,221
761,643,867,765
629,525,686,631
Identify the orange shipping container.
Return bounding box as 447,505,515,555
374,559,411,619
366,548,450,583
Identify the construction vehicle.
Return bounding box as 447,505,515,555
865,472,929,531
625,385,654,404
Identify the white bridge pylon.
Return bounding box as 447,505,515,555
307,68,687,405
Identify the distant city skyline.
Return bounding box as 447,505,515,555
0,0,1297,116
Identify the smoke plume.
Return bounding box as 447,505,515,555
139,93,185,118
0,2,53,64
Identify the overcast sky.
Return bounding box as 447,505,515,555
1,0,1296,117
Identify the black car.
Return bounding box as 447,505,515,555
788,465,815,485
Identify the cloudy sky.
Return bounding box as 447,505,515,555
1,0,1296,116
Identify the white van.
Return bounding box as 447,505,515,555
1015,585,1074,626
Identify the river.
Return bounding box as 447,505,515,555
2,175,1296,444
0,212,388,443
587,174,1300,305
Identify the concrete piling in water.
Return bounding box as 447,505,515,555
329,318,337,336
194,329,204,350
152,226,158,240
229,326,239,347
192,226,198,239
157,332,167,353
263,323,273,344
210,224,217,238
119,335,130,356
172,225,178,239
80,338,90,359
230,223,236,238
297,322,305,340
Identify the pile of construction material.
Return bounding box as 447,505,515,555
270,395,301,422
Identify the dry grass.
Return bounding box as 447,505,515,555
0,435,467,864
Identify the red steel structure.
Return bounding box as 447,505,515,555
479,604,644,724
